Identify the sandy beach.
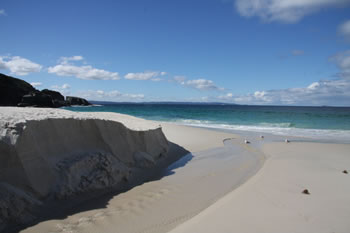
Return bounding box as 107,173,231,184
169,141,350,233
2,1,350,232
1,109,349,233
18,119,263,233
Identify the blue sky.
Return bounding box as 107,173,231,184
1,0,350,106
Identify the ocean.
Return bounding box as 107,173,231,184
66,103,350,143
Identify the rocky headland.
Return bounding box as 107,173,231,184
0,73,91,108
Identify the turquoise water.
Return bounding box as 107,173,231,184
66,103,350,142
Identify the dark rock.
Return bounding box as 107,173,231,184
41,89,67,107
41,89,64,101
0,73,36,106
1,73,90,108
18,91,54,108
343,170,348,174
66,96,91,106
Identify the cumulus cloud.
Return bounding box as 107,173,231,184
173,76,187,84
59,56,84,64
0,9,6,16
217,79,350,106
235,0,350,23
78,90,145,101
124,71,166,81
173,76,224,91
48,56,120,80
0,56,42,75
30,82,42,88
51,83,71,95
186,79,223,91
218,93,234,100
217,50,350,106
329,50,350,79
338,20,350,41
51,83,71,90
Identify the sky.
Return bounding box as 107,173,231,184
1,0,350,106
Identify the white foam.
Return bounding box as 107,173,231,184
175,119,350,143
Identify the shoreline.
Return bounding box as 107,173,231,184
159,121,350,145
169,141,350,233
10,110,350,233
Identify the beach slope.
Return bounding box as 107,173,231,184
169,141,350,233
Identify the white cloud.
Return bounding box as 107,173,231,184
235,0,350,23
218,93,234,100
59,56,84,64
0,56,42,75
186,79,222,90
173,76,187,84
30,82,42,88
173,76,224,91
329,50,350,79
216,50,350,106
338,20,350,41
78,90,145,101
217,78,350,106
48,56,120,80
62,83,70,89
124,71,166,81
0,9,6,16
307,82,320,89
51,83,71,95
51,83,71,90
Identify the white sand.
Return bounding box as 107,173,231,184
19,116,265,233
0,107,169,197
0,106,160,130
161,122,240,152
5,108,349,233
169,142,350,233
0,107,175,232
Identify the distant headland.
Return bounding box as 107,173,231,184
0,73,91,108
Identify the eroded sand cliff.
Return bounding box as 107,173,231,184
0,107,182,231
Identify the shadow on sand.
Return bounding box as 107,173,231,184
9,141,192,233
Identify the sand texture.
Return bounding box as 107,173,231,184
169,142,350,233
3,107,349,233
21,132,264,233
0,107,185,232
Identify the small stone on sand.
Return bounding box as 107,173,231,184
343,170,348,174
302,189,310,195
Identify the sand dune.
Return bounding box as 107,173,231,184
0,107,185,232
